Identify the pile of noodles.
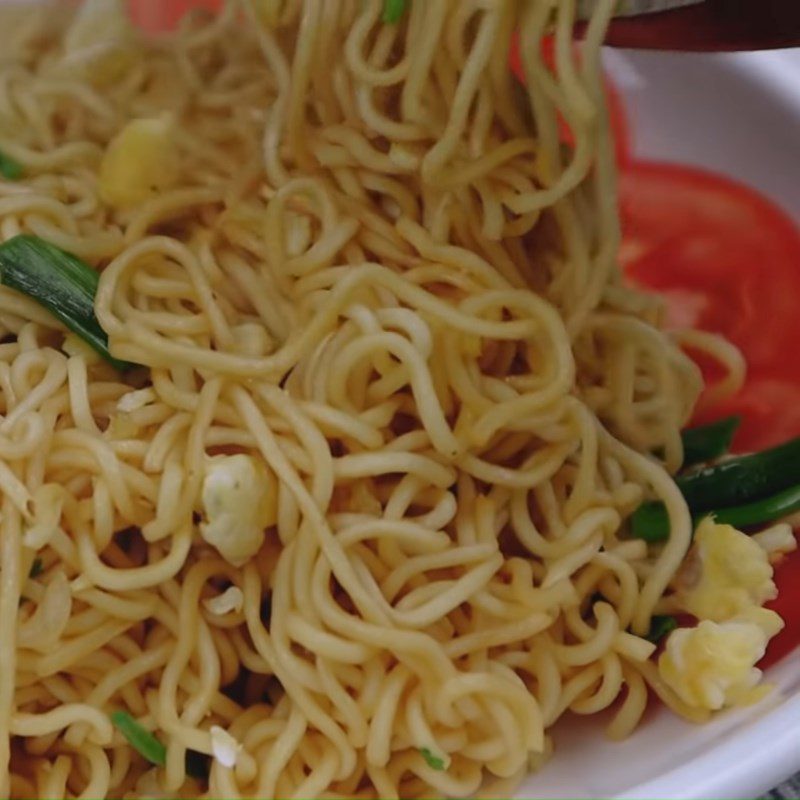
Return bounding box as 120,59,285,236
0,0,745,798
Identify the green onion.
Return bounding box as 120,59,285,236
677,434,800,513
111,711,166,767
680,415,740,468
630,501,671,543
0,151,23,181
631,431,800,542
711,482,800,529
419,747,446,771
28,558,43,579
646,614,678,644
0,235,133,370
382,0,408,24
111,711,210,780
631,480,800,543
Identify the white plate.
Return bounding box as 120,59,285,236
516,48,800,800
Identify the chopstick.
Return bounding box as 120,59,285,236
602,0,800,52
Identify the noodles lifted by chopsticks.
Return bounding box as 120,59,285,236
0,0,766,798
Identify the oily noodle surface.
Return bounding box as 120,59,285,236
0,1,743,798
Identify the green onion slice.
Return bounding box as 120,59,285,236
382,0,408,24
111,711,166,767
646,614,678,644
0,151,23,181
680,415,740,468
631,480,800,543
419,747,446,771
0,234,134,370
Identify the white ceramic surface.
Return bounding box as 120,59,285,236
515,48,800,800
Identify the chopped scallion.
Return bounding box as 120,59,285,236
630,501,671,543
0,151,23,181
419,747,446,771
646,614,678,644
677,434,800,513
111,711,166,767
681,415,740,468
0,234,134,370
382,0,408,25
631,479,800,543
631,431,800,542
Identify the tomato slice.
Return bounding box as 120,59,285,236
129,0,222,32
620,162,800,451
763,540,800,668
620,161,800,664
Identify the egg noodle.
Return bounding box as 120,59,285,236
0,0,760,798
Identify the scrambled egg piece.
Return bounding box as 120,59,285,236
752,523,798,564
99,117,179,209
660,518,788,711
659,608,784,710
199,454,277,567
675,517,777,622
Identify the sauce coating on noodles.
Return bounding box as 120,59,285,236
516,20,800,665
0,2,794,798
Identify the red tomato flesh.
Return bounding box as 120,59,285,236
764,538,800,668
620,161,800,664
129,0,222,32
